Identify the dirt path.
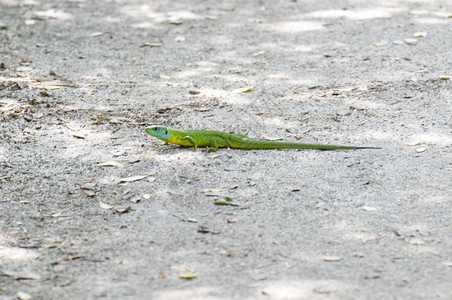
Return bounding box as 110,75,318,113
1,0,451,299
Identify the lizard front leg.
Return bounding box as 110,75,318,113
181,136,198,151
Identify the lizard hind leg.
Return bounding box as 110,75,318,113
204,137,232,152
205,138,219,152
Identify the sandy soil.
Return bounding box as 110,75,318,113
1,0,451,299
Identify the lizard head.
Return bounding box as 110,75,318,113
145,126,170,141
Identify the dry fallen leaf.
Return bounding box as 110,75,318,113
442,261,452,267
115,206,131,213
372,40,388,47
17,291,32,300
141,42,163,47
413,31,427,38
179,216,198,223
35,82,68,90
129,195,141,203
90,32,105,37
63,254,85,261
128,156,140,164
81,190,95,197
0,102,15,112
119,175,148,183
253,50,265,56
406,141,421,146
99,201,113,210
409,238,426,245
41,241,62,249
179,271,197,279
141,172,156,176
232,85,256,93
51,212,62,218
168,19,183,25
10,271,41,280
261,134,289,141
201,189,223,196
96,161,123,167
197,225,211,233
322,256,342,262
404,38,418,45
81,182,96,190
362,206,377,211
16,66,32,72
415,147,428,153
214,197,239,206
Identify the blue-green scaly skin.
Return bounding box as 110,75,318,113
145,126,380,151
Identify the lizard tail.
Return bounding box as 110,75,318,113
240,139,380,150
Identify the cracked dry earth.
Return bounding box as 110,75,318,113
1,0,451,299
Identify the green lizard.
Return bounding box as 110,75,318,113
145,126,380,152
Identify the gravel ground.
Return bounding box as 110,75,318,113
1,0,451,299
